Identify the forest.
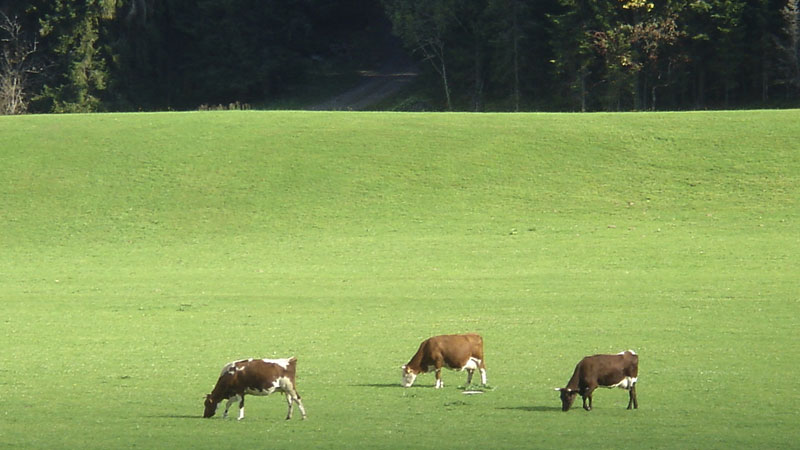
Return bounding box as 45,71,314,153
1,0,799,113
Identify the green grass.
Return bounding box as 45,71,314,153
1,110,798,448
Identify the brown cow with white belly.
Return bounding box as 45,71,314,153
203,357,307,420
401,334,487,388
555,350,639,411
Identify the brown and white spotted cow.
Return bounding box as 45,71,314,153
401,334,487,388
555,350,639,411
203,357,307,420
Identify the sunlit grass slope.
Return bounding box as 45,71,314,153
1,110,798,448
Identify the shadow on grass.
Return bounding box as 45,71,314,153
498,405,562,413
148,414,205,420
352,383,403,388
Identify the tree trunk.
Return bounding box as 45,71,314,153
473,43,483,111
651,85,657,111
512,7,520,112
696,67,705,108
441,59,452,111
580,69,587,112
634,73,642,110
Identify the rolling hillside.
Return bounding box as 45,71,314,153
1,110,798,448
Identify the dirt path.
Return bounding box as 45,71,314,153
307,55,418,111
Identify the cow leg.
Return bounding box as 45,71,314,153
435,369,444,389
285,390,307,420
479,367,487,385
285,393,294,420
466,369,474,385
223,395,239,418
295,396,307,420
628,383,638,410
583,387,595,411
237,396,246,421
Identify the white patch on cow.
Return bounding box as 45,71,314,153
243,376,292,397
220,362,237,376
480,368,487,385
435,378,444,389
401,366,417,387
608,376,638,390
278,377,296,394
461,357,481,371
220,358,292,376
618,349,637,356
262,358,291,370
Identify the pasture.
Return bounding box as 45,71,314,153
1,110,798,448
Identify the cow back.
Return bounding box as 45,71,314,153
230,358,295,392
576,351,637,388
419,334,484,370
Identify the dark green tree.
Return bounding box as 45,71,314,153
776,0,800,97
25,0,118,112
549,0,609,111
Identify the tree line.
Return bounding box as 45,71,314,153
1,0,799,114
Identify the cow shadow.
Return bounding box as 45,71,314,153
498,405,562,413
148,414,205,420
352,383,403,388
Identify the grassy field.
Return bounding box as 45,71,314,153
1,110,798,448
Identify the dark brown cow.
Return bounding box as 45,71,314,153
401,334,487,388
555,350,639,411
203,357,307,420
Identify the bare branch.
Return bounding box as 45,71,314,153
1,12,40,114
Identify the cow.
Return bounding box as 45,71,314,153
401,334,487,388
203,357,307,420
555,350,638,412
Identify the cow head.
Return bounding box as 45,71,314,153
203,394,218,418
401,365,418,388
555,388,578,411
